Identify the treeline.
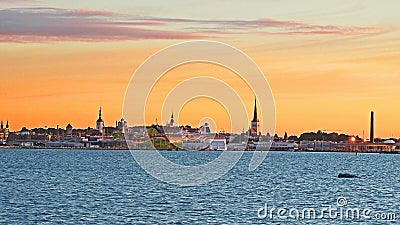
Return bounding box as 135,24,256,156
299,130,355,142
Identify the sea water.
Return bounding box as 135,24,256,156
1,149,399,224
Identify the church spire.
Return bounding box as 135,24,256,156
252,97,258,123
169,112,174,126
250,97,260,134
96,106,104,133
5,120,8,129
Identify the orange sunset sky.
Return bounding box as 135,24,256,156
0,1,399,138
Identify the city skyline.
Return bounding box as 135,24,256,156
2,105,397,141
1,1,399,137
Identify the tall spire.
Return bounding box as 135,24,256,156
250,97,260,134
0,121,3,130
96,106,104,133
252,97,258,122
170,112,174,126
5,120,8,129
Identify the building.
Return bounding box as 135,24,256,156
116,118,128,133
256,141,295,151
199,123,211,134
209,137,227,151
168,112,174,127
163,113,181,134
246,98,261,149
66,123,73,136
250,98,259,135
332,142,396,153
0,120,10,144
96,107,104,133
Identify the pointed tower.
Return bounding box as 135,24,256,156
169,112,174,127
96,106,104,133
0,120,9,141
5,120,9,139
251,97,259,134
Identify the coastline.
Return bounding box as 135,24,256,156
1,146,399,154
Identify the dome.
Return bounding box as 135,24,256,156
66,123,72,129
97,118,104,123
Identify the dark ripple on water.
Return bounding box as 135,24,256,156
0,149,399,224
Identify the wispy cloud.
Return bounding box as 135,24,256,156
0,7,383,43
156,17,380,36
0,8,202,42
1,0,39,2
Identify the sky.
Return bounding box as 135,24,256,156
0,0,399,138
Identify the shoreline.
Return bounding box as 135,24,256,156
1,146,399,154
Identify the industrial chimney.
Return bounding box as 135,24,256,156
370,111,374,143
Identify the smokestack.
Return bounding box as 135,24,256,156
370,111,374,143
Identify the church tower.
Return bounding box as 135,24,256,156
251,98,259,134
96,107,104,133
169,112,174,127
5,120,9,138
0,120,9,142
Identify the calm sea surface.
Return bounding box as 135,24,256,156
1,149,399,224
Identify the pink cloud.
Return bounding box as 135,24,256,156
0,8,203,42
185,17,379,35
69,9,114,17
2,0,39,2
254,18,305,27
0,7,383,43
144,17,381,36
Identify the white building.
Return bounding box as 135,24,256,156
96,107,104,133
208,138,227,151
